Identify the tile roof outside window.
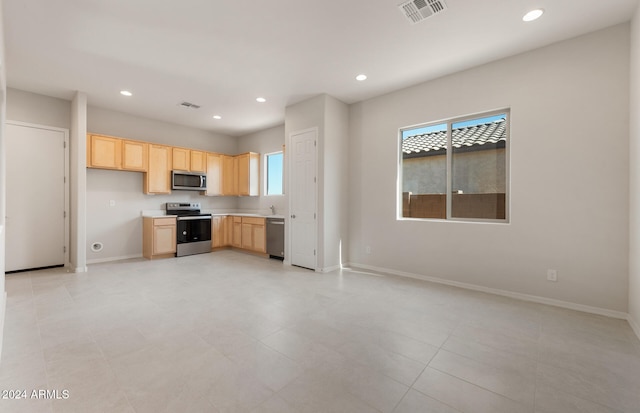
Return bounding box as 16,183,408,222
402,119,506,157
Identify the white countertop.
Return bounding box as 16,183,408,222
212,213,285,219
141,210,284,219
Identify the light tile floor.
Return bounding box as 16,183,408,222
1,250,639,413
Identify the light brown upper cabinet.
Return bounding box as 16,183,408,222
145,144,172,194
122,140,148,171
205,153,223,196
190,150,206,173
219,153,258,196
87,132,260,197
172,147,190,171
222,155,237,196
88,134,122,169
87,134,149,172
173,148,206,173
237,152,260,196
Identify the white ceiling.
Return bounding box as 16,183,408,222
3,0,639,136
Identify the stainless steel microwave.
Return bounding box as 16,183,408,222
172,170,207,191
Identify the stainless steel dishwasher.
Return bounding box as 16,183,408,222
266,217,285,259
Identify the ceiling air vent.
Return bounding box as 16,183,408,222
178,101,201,109
398,0,447,24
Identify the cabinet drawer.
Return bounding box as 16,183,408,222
242,217,265,225
233,216,242,223
154,217,176,226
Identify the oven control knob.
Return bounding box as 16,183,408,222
182,231,187,235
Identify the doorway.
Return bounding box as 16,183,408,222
5,121,69,272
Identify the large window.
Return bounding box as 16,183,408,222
400,110,509,221
265,151,284,196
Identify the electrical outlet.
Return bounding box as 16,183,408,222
547,269,558,282
365,246,371,254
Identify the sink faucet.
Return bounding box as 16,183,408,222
270,205,276,215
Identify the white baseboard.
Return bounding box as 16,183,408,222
87,254,142,265
318,265,341,273
347,262,628,320
628,313,640,341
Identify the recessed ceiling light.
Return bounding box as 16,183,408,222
356,74,367,81
522,9,544,22
213,115,222,120
256,97,266,103
120,90,132,97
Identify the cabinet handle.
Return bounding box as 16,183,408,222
291,214,296,219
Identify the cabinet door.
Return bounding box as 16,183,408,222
241,223,253,250
153,224,176,255
205,153,222,196
252,223,266,253
237,154,249,196
89,134,122,169
223,216,232,246
191,150,206,172
122,140,148,171
237,152,260,196
211,216,224,248
145,145,172,194
222,155,236,196
232,218,242,247
232,156,240,195
172,147,190,171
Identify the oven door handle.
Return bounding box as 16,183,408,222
177,216,212,221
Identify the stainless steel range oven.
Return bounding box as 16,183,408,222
165,202,212,257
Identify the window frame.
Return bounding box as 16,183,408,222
264,150,284,197
398,108,510,223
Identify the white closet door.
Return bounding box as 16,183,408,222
289,128,317,270
5,122,67,272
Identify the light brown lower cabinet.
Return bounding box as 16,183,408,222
211,216,231,249
212,215,266,254
143,217,176,259
232,216,242,248
241,217,266,253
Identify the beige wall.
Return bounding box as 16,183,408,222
236,124,287,215
322,95,350,270
6,88,70,129
88,106,236,154
0,0,7,359
629,5,640,336
284,94,349,271
349,24,630,313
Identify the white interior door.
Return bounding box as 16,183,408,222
289,129,317,270
5,122,68,272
